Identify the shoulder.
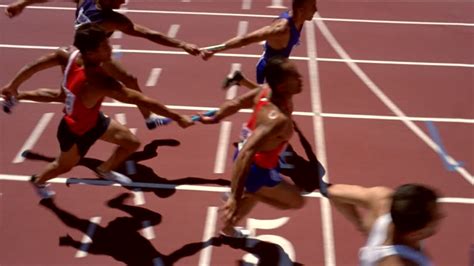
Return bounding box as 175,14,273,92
258,104,289,129
270,18,290,33
54,46,75,64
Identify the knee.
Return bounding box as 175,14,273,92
51,160,74,173
289,195,306,210
125,135,141,152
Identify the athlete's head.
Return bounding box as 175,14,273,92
391,184,444,241
74,23,112,63
98,0,125,10
264,56,303,95
293,0,317,21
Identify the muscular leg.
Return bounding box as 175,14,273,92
239,76,260,90
221,194,258,235
96,119,141,172
34,144,81,184
221,181,305,236
254,180,305,210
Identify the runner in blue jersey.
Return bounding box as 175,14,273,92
4,0,200,129
5,0,200,55
201,0,317,83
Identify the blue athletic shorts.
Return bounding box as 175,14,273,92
233,149,282,193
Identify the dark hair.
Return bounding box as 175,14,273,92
73,23,108,53
264,56,290,90
390,184,439,234
292,0,310,9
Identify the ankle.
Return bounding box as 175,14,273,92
31,175,45,186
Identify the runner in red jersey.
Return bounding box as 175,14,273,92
1,24,194,199
200,56,306,237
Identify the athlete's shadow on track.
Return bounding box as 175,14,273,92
39,193,215,266
23,139,230,198
214,236,303,266
39,194,301,265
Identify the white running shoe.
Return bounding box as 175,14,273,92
30,177,55,199
97,170,132,185
220,226,250,239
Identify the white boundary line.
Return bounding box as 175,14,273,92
237,20,249,37
1,44,473,68
242,0,252,10
145,68,162,87
0,5,472,27
306,20,335,266
2,174,473,204
314,14,474,185
213,121,232,174
167,24,180,38
198,206,218,266
225,63,241,100
3,99,473,124
12,112,54,164
75,216,102,258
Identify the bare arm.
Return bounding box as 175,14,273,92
1,48,69,98
200,87,261,124
5,0,77,17
201,19,289,59
109,13,200,55
100,60,140,92
328,184,393,231
103,85,193,128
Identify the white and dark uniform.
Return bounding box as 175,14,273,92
359,214,433,266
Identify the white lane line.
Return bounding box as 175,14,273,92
112,44,122,62
167,24,180,38
146,68,162,87
2,174,473,204
267,0,286,9
315,15,474,185
198,206,218,266
226,63,241,100
75,216,102,258
132,190,145,206
2,44,472,68
242,0,252,10
141,220,155,240
2,99,472,123
306,20,335,266
111,31,123,39
316,17,474,27
115,113,127,125
213,121,232,174
12,112,54,164
132,187,154,239
181,0,191,2
237,21,249,37
3,5,474,27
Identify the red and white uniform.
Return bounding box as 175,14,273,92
240,87,288,169
62,50,105,135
